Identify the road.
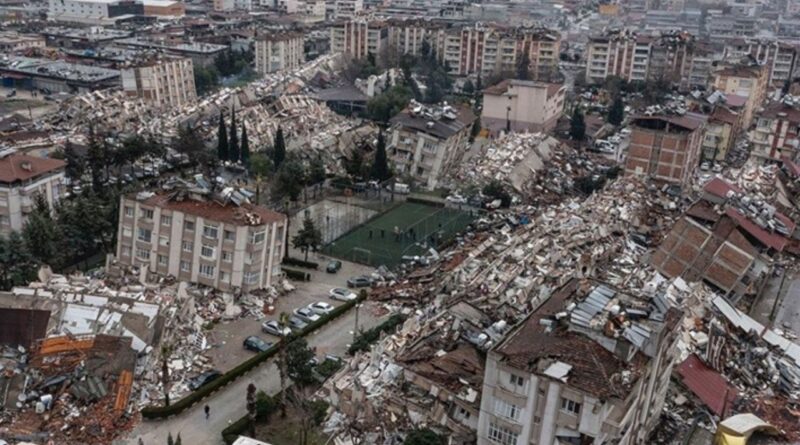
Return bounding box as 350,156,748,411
118,300,385,445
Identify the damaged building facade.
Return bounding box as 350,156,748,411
115,182,287,292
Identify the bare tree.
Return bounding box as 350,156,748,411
247,383,257,437
160,343,173,406
278,312,290,418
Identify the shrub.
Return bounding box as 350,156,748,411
282,257,319,269
348,314,407,355
282,267,311,281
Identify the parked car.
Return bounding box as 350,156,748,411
243,336,273,353
329,287,357,301
261,320,291,337
6,90,16,98
347,275,372,288
188,369,222,390
287,316,308,332
309,301,334,315
446,194,468,204
294,307,321,323
326,260,342,273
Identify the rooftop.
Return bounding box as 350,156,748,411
0,152,65,184
0,57,120,83
494,279,678,399
390,101,476,140
482,79,564,98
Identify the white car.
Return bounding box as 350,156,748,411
329,288,357,301
446,194,468,204
309,302,335,315
261,320,291,337
294,307,321,323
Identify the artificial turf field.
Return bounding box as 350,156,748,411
323,201,474,268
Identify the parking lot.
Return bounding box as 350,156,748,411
206,254,378,372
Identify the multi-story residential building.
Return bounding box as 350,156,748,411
48,0,144,23
254,33,304,74
702,106,740,162
332,0,362,19
0,151,65,235
751,100,800,163
388,102,476,190
300,0,325,21
329,20,388,60
777,15,800,40
723,39,798,89
213,0,235,11
121,57,196,110
140,0,184,16
706,11,759,40
432,24,560,80
476,279,681,445
116,188,287,292
276,0,298,13
386,20,433,57
712,62,769,129
481,79,565,135
625,113,708,186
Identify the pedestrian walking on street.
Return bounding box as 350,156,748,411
204,404,210,420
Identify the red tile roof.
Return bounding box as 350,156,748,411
676,354,738,417
135,192,286,227
726,207,788,251
0,153,65,184
704,177,744,199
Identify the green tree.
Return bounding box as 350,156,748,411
405,428,444,445
246,383,257,437
286,336,316,387
217,112,229,162
174,124,205,171
194,65,220,96
167,432,174,445
274,158,304,201
63,139,85,181
249,153,273,177
366,85,412,123
608,94,624,126
462,79,475,95
240,121,250,166
309,156,326,185
516,50,531,81
570,107,586,142
273,127,286,169
22,193,58,267
292,215,322,262
0,232,37,290
229,106,239,162
482,179,511,208
345,146,365,178
370,131,390,181
470,118,481,142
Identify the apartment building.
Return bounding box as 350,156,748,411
332,0,362,19
712,63,769,129
141,0,184,16
0,151,65,235
432,25,560,80
703,106,740,162
723,39,798,88
213,0,234,11
625,113,708,186
329,20,388,60
476,279,681,445
386,20,432,57
706,11,759,40
751,101,800,163
116,190,287,292
300,0,325,21
481,79,565,135
121,57,197,110
254,33,304,74
48,0,143,23
388,102,476,190
0,32,45,53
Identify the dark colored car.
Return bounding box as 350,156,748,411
287,316,308,332
188,370,222,391
243,336,273,353
347,275,372,288
326,260,342,273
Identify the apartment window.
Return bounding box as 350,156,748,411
141,208,154,219
158,235,168,247
509,373,525,388
560,397,581,415
494,399,521,421
137,228,152,243
157,255,168,266
457,406,471,419
533,416,541,424
122,226,132,238
222,250,233,262
124,206,134,217
487,422,518,445
161,215,172,226
182,241,193,252
121,245,131,257
180,260,191,272
244,271,259,284
203,224,219,239
185,221,195,231
220,271,230,283
199,264,215,278
250,230,266,244
136,247,150,260
224,230,235,241
201,244,216,259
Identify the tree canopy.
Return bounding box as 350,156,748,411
570,107,586,142
370,131,391,181
292,215,322,262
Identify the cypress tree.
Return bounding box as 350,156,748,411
273,127,286,169
229,105,239,162
240,121,250,166
217,112,229,161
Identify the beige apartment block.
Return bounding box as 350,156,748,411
255,33,305,75
0,152,66,234
481,79,565,136
116,192,287,292
121,57,197,110
476,279,682,445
